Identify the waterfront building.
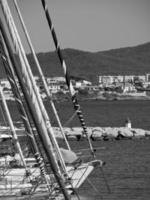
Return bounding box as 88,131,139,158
99,75,125,85
46,77,65,84
123,83,136,93
48,84,61,93
124,75,134,83
113,75,124,83
45,77,66,93
75,80,92,88
99,76,114,85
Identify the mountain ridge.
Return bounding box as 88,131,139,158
1,42,150,83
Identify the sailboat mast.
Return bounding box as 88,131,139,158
0,31,52,193
0,0,68,175
13,0,71,151
0,1,71,198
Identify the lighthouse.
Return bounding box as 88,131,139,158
125,118,132,128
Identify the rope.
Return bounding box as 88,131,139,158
63,110,78,127
99,164,111,194
40,0,95,156
40,0,111,194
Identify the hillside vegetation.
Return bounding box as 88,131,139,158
1,42,150,82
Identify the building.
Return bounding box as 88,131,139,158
123,83,136,93
99,75,124,86
113,75,124,83
46,77,66,93
99,76,114,85
48,84,61,93
99,74,149,85
75,80,92,89
46,77,65,84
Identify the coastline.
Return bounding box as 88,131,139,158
78,93,150,101
2,91,150,101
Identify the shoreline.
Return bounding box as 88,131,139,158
2,92,150,102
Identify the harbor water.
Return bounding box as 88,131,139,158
1,99,150,130
0,99,150,199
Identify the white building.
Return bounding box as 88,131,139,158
46,77,65,84
137,75,146,82
99,76,114,85
113,75,124,83
75,80,92,88
123,83,136,93
99,75,124,85
48,84,61,93
45,77,66,93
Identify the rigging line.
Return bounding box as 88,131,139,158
70,188,81,200
13,0,71,151
63,109,79,127
99,163,111,194
86,177,98,193
40,0,95,157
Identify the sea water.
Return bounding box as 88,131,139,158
1,100,150,130
1,100,150,200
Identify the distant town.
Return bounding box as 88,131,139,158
1,73,150,100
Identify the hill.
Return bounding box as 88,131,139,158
1,42,150,83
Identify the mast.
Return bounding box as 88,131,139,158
0,0,67,175
0,1,71,199
0,31,52,193
13,0,71,151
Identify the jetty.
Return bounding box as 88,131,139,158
54,126,150,140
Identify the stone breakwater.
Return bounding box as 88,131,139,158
53,126,150,140
0,125,149,140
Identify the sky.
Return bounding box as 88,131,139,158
0,0,150,53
